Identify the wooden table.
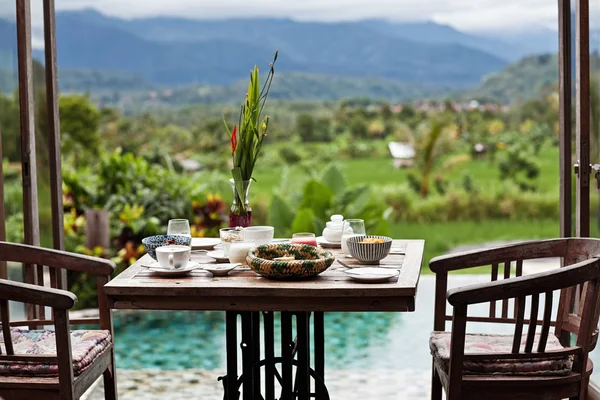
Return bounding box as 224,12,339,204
104,239,424,399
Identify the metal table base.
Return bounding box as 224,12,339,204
220,311,329,400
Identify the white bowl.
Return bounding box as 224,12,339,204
243,226,275,246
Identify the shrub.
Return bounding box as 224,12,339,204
382,183,566,223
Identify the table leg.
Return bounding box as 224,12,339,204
241,312,255,400
296,312,311,400
225,311,239,400
314,312,325,400
281,312,294,400
263,311,275,400
251,312,261,399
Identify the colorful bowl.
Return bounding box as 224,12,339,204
346,235,392,265
246,243,335,280
142,235,192,260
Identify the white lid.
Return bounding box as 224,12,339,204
326,214,344,230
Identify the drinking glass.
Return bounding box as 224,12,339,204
341,219,366,256
228,240,255,266
220,227,244,256
292,232,318,247
167,219,191,238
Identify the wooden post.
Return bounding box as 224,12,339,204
43,0,66,290
85,209,110,250
0,120,7,279
16,0,40,321
559,0,572,239
576,0,590,238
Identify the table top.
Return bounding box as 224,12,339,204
104,239,424,312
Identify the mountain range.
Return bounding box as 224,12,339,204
0,9,563,104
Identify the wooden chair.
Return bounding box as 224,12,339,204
0,241,118,400
429,238,600,400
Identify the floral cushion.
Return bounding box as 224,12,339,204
430,331,573,376
0,329,111,377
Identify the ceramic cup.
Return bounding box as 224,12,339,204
243,226,275,246
228,240,256,265
155,245,191,269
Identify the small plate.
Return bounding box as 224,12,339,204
344,267,399,283
203,263,240,276
206,250,229,263
317,236,341,249
141,261,203,277
191,238,221,250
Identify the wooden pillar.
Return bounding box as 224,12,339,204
16,0,40,320
576,0,590,237
44,0,66,289
559,0,572,239
0,121,7,280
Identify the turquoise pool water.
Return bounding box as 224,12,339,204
113,311,404,370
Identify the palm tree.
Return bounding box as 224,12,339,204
412,117,452,197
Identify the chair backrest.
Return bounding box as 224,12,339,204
0,242,113,330
431,238,600,351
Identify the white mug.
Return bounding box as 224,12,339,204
155,245,190,269
243,226,274,246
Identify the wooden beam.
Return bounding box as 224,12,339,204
576,0,590,237
43,0,66,290
0,120,7,279
16,0,40,321
559,0,572,239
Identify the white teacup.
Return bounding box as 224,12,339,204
243,226,275,246
155,245,190,269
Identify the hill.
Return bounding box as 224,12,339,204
0,11,510,88
91,72,455,107
467,53,600,103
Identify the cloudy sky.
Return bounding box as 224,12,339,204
2,0,560,33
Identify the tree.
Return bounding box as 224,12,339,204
59,95,101,165
412,117,452,197
296,113,316,142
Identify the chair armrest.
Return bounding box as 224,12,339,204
0,279,76,309
0,242,115,276
447,257,600,306
429,239,567,273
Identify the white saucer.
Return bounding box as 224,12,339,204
206,250,229,262
317,236,341,248
191,238,220,250
141,261,203,277
344,267,399,283
203,263,240,276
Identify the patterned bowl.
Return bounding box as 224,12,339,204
142,235,192,260
346,235,392,265
246,243,335,280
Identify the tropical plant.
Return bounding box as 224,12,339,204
268,165,391,237
225,51,278,214
412,117,453,197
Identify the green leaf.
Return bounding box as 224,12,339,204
291,208,318,234
268,194,295,237
321,164,347,197
299,179,332,221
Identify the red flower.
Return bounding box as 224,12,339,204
230,125,237,155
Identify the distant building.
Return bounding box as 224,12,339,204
388,142,416,168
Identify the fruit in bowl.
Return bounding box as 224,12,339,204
142,235,192,260
246,243,335,280
346,235,392,265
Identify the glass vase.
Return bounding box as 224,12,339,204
229,178,252,227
